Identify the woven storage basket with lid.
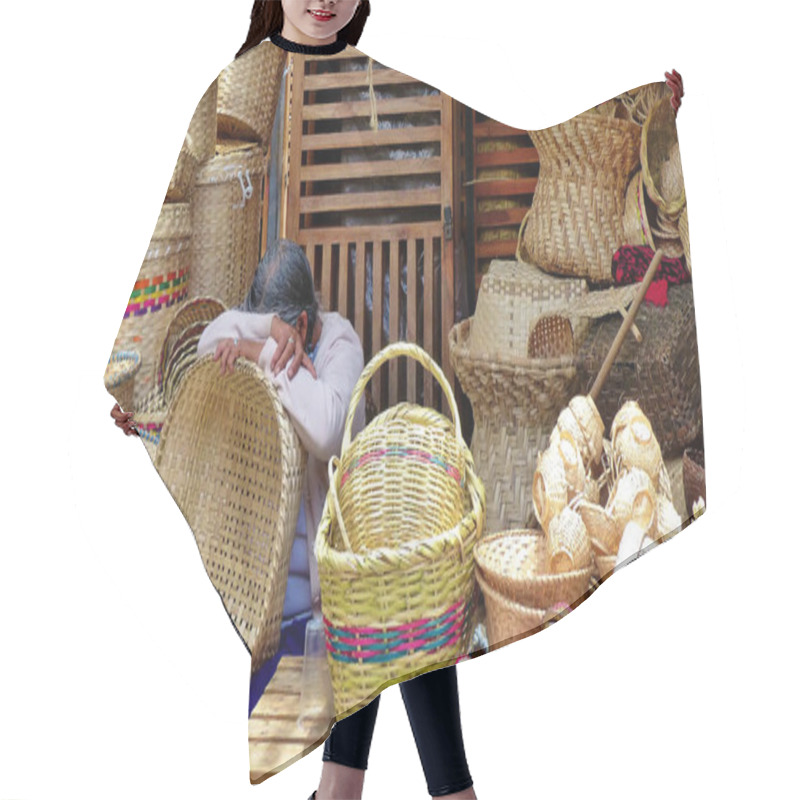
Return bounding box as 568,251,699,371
316,342,485,718
189,141,266,307
155,354,307,674
516,114,642,283
468,260,587,360
116,202,191,408
216,41,286,146
450,318,578,534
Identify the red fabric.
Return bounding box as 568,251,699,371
612,245,690,306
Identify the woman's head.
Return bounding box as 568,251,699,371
241,239,321,350
237,0,371,58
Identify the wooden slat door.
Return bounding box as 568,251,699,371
281,49,456,416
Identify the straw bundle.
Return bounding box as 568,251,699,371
517,115,642,283
155,355,307,674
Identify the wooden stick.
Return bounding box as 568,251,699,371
589,248,664,401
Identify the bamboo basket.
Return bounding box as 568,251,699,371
189,142,266,307
155,355,307,674
165,79,218,202
475,569,549,644
316,343,485,717
474,529,593,609
104,350,141,410
641,97,686,218
679,207,691,273
449,317,578,534
623,170,655,249
576,284,702,457
683,447,706,511
468,260,587,360
216,41,286,146
517,114,642,283
115,202,191,408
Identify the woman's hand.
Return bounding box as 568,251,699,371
213,337,243,376
665,69,683,115
270,317,318,381
110,403,138,436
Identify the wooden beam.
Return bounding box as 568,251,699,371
299,187,441,214
473,178,538,198
303,94,442,121
300,156,443,182
303,125,443,151
475,148,539,168
303,68,420,91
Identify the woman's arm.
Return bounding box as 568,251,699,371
257,331,364,463
196,309,275,358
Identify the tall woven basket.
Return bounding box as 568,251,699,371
450,317,578,534
315,342,486,718
165,78,218,202
216,41,286,146
155,355,307,674
115,202,191,408
517,114,641,284
189,142,266,307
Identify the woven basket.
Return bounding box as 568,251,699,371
450,318,578,534
469,260,587,360
115,202,191,408
592,552,618,582
104,350,141,410
517,114,642,283
664,456,687,519
576,284,702,457
165,80,218,203
623,171,655,249
641,97,686,219
189,142,266,307
133,385,167,461
619,81,672,126
475,569,549,645
316,342,485,717
679,207,691,273
683,447,706,511
216,41,286,146
474,529,593,609
157,296,226,403
155,355,307,673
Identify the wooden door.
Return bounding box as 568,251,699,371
281,49,457,416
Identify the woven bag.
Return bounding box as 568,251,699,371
104,350,141,411
315,342,485,717
516,114,642,283
189,141,266,307
449,318,578,534
155,355,307,674
216,41,286,146
469,260,587,360
115,202,191,408
576,284,702,458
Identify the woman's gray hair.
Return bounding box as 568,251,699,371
239,239,322,349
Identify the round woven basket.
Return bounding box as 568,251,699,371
155,355,307,674
475,569,549,645
474,529,593,609
157,296,226,403
592,552,617,582
104,350,141,410
449,317,578,534
217,41,286,146
188,78,218,164
469,260,587,361
115,202,191,409
166,137,199,203
683,447,706,511
132,385,167,461
517,114,642,283
622,170,655,249
189,142,266,308
641,97,686,218
316,342,485,717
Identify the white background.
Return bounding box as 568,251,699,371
0,1,796,798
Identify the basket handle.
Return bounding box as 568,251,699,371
341,341,463,454
327,455,353,553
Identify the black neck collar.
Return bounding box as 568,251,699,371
271,33,348,55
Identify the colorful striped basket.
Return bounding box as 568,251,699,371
315,342,486,718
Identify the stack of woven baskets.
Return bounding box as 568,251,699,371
316,343,486,717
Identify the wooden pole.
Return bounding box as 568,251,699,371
589,248,664,402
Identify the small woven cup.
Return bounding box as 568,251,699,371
546,507,593,574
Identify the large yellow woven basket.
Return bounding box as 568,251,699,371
315,342,486,718
155,354,307,674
